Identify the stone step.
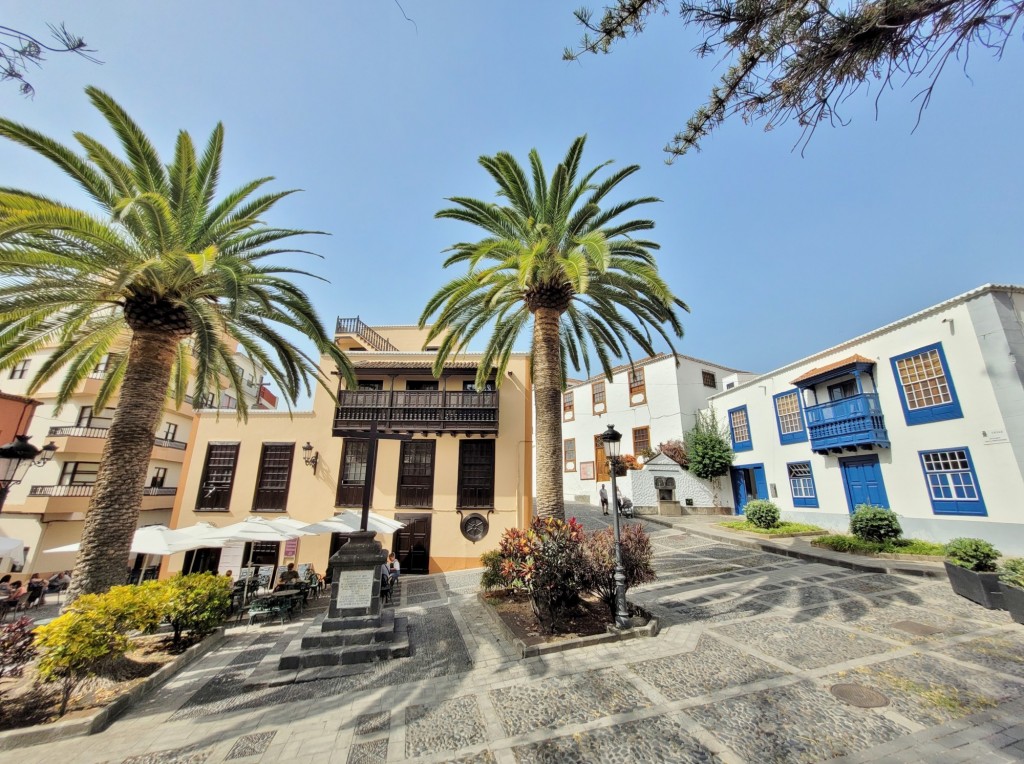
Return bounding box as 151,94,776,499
320,610,391,631
301,616,407,649
280,632,410,670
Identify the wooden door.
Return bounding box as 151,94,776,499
394,514,432,574
594,435,610,482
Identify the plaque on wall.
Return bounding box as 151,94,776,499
579,461,595,480
335,569,375,609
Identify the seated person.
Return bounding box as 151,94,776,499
47,570,71,592
0,574,11,599
387,553,400,582
26,572,46,607
278,563,301,584
6,580,24,604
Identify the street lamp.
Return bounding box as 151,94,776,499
0,435,58,510
600,423,631,629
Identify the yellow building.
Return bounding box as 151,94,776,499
0,342,273,576
166,319,533,577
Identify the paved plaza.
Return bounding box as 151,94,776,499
18,503,1024,763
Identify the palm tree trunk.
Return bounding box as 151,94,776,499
66,329,177,602
532,307,565,520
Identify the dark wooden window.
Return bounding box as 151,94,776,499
463,380,496,391
457,439,495,508
161,422,178,441
196,443,240,510
150,467,167,488
252,443,294,512
59,461,99,485
357,380,384,390
397,440,435,507
563,391,574,417
405,380,439,391
9,360,29,379
592,381,606,410
702,370,717,388
337,439,369,507
564,439,576,472
76,406,94,427
632,426,651,455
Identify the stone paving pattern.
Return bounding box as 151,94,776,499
17,503,1024,763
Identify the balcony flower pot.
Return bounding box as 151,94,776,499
944,562,1004,610
943,537,1003,610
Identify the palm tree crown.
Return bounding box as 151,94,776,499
421,135,688,519
0,86,351,412
0,87,351,598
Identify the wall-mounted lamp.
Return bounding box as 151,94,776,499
302,442,319,475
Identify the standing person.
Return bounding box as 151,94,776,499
599,484,609,515
616,486,624,514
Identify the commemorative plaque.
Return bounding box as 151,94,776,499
335,568,375,610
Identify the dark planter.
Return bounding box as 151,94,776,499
945,561,1004,610
1000,582,1024,625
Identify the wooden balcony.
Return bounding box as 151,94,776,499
333,389,499,435
25,485,178,514
805,393,890,454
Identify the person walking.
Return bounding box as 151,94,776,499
599,484,609,515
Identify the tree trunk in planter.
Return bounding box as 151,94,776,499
531,306,565,521
66,329,179,602
944,562,1004,610
999,583,1024,625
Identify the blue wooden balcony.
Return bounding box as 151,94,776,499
804,393,890,454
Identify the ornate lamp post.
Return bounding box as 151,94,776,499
0,435,57,511
600,424,631,629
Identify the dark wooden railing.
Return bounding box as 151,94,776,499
333,389,498,433
47,425,110,439
335,317,398,352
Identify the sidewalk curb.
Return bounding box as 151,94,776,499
0,627,227,751
476,592,659,659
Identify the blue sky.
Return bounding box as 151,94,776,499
2,1,1021,378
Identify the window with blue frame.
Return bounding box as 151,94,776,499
728,405,752,452
787,462,818,507
773,390,807,445
890,343,963,425
919,448,986,516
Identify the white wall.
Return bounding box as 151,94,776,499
709,288,1024,554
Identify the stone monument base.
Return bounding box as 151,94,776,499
278,530,409,671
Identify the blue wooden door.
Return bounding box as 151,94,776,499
731,464,767,515
840,455,889,512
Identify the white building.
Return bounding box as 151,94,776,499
709,284,1024,555
559,353,752,504
0,341,273,574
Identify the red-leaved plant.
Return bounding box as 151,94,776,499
582,525,656,619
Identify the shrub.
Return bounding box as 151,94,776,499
849,504,902,543
163,573,232,644
656,439,687,468
494,517,588,633
581,524,656,620
637,447,658,463
0,616,35,716
945,537,1001,572
35,607,124,716
999,558,1024,589
618,454,643,472
479,550,505,591
744,500,780,529
684,408,733,480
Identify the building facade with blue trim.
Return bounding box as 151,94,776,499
708,284,1024,555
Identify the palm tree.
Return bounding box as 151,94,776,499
420,136,688,520
0,87,352,600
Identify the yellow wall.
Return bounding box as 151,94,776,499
168,353,531,575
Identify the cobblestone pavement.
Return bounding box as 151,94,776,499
18,502,1024,763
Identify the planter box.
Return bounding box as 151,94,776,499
1000,583,1024,625
945,561,1004,610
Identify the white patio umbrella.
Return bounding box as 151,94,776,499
45,525,224,556
203,516,316,542
304,510,405,535
0,536,25,566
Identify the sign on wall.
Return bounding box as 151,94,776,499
579,461,595,480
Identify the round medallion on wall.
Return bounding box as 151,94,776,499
461,513,489,542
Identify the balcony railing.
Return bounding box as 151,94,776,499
47,426,189,452
48,425,110,439
335,317,399,352
28,485,178,498
334,389,499,434
804,393,890,454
